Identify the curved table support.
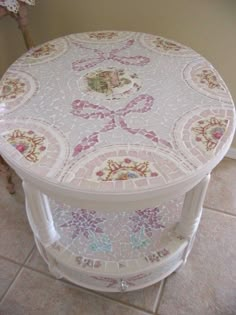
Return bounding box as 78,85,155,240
22,181,59,247
176,174,211,264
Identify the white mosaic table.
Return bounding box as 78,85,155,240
0,31,235,292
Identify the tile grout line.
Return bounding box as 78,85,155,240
0,255,24,267
96,291,155,315
23,264,60,281
10,262,155,314
60,278,155,314
204,206,236,218
13,244,156,314
0,245,35,304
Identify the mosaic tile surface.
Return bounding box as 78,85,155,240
0,70,38,114
0,31,235,193
47,196,184,282
15,38,69,65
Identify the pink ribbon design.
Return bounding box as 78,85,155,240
72,39,150,72
72,94,171,156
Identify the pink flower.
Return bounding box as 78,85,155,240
16,144,26,153
124,158,132,163
212,131,222,139
96,170,104,176
39,146,46,151
151,172,158,177
195,136,202,142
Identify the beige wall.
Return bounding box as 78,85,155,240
1,0,236,146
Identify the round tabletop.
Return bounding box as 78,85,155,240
0,31,235,202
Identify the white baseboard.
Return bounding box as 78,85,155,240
226,148,236,159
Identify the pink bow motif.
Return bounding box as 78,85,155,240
72,94,171,156
72,39,150,72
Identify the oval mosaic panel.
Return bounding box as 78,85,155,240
0,70,38,115
0,118,70,177
69,31,134,44
81,67,142,100
16,38,68,65
139,33,198,57
183,59,232,103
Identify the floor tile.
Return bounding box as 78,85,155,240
26,247,162,313
101,281,162,313
204,158,236,215
158,209,236,315
0,268,151,315
0,257,21,300
0,173,34,263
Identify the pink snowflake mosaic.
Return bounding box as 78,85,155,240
50,196,183,271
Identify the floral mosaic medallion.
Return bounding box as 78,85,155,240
59,145,190,192
139,34,198,56
183,60,232,103
192,117,229,151
0,71,38,114
173,107,234,166
3,128,47,163
95,157,158,181
0,77,25,101
83,68,141,100
69,31,134,44
0,118,70,176
17,38,68,65
88,31,119,40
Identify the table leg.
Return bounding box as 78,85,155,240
33,236,62,279
22,181,60,247
175,174,211,265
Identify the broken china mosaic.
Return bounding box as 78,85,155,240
50,196,183,270
59,145,189,191
0,31,234,189
4,128,47,163
0,70,38,114
139,33,199,57
72,39,150,72
69,31,134,44
183,59,232,103
94,157,158,181
15,38,68,65
0,118,70,176
173,106,234,167
81,67,141,100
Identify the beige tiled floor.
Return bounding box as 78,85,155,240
0,158,235,315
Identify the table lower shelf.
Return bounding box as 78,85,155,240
32,197,188,292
